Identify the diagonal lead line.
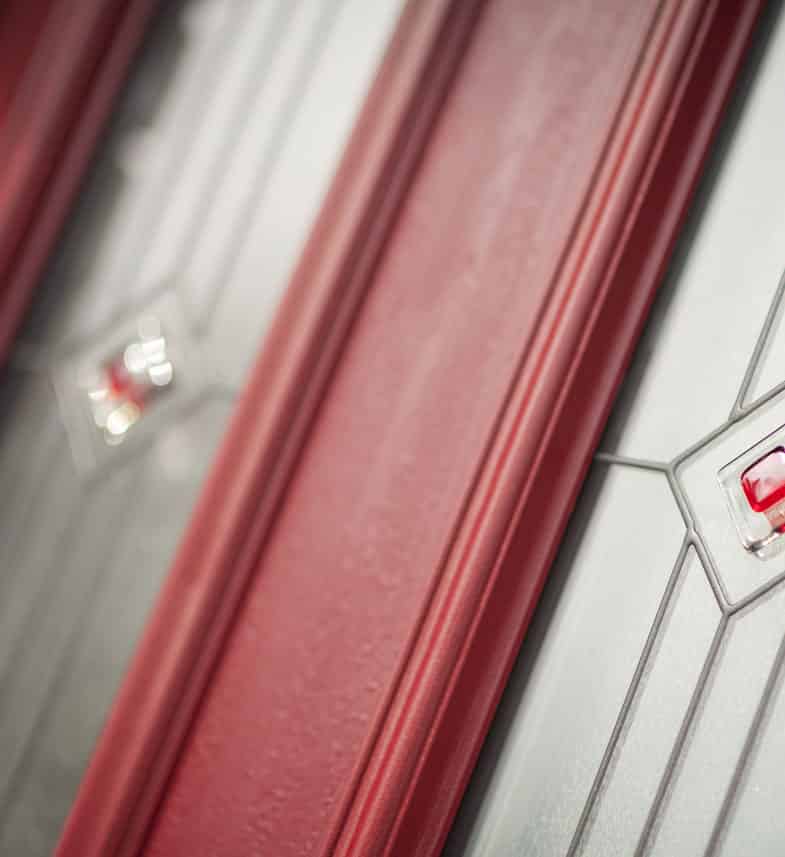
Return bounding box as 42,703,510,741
729,565,785,614
94,1,253,321
566,534,691,857
194,0,349,327
0,428,61,604
665,466,729,612
0,463,145,836
703,617,785,856
633,616,728,857
670,418,734,469
167,0,301,286
594,451,670,472
738,374,785,418
687,522,730,614
666,467,695,529
730,267,785,419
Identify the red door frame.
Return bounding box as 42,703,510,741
0,0,158,366
14,0,758,854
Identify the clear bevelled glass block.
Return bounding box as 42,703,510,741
54,290,203,477
718,424,785,559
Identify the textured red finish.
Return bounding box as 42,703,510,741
0,2,53,119
57,2,482,856
57,0,762,856
378,3,764,852
0,0,157,367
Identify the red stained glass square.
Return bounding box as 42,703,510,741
741,447,785,513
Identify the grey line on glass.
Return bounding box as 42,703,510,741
730,266,785,418
632,617,728,857
703,613,785,856
565,533,691,857
193,0,349,330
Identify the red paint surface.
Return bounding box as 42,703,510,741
383,4,764,852
56,0,762,855
0,1,52,120
0,0,157,367
57,3,481,856
142,1,663,855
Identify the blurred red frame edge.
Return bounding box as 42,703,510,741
10,0,759,855
0,0,158,367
